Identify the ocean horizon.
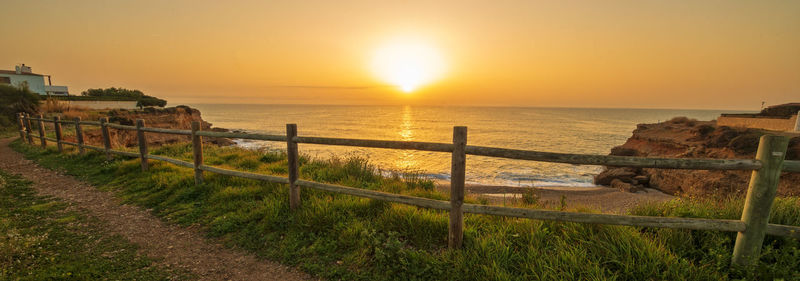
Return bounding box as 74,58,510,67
190,104,744,187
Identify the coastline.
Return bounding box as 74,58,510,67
436,182,675,214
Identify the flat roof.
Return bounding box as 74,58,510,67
0,70,44,76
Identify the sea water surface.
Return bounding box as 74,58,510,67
190,104,735,187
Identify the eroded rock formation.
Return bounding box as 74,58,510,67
595,117,800,197
69,106,233,148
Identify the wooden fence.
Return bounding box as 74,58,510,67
15,113,800,266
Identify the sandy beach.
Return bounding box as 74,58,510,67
438,183,675,214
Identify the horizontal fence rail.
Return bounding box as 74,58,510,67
294,136,454,152
465,146,764,171
199,164,290,184
197,131,286,141
146,154,194,168
296,179,452,210
783,161,800,173
15,113,800,267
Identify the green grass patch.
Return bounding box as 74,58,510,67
0,169,192,280
10,138,800,280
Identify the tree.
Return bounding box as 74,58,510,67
80,87,167,109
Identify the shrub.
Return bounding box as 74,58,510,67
80,87,167,108
0,84,40,128
521,189,539,205
667,116,697,126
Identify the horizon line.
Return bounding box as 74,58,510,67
172,102,757,112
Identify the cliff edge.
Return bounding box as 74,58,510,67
595,117,800,197
68,106,233,147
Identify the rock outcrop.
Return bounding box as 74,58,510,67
595,117,800,197
69,105,233,148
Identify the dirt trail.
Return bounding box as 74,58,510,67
0,138,316,281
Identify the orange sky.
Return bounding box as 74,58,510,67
1,0,798,110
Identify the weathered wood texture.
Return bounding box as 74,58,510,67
783,160,800,173
287,124,300,209
295,180,451,210
196,131,286,141
100,117,112,160
732,135,790,266
106,123,137,130
16,113,25,139
36,115,47,148
136,120,149,171
61,141,80,146
74,117,85,154
24,114,34,144
449,127,467,249
465,145,762,171
767,223,800,239
294,136,453,152
109,149,139,158
82,144,105,152
191,121,204,185
53,116,63,152
462,204,745,232
79,121,102,126
198,165,290,184
147,154,194,168
140,127,192,135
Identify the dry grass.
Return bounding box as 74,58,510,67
62,109,89,120
40,98,90,114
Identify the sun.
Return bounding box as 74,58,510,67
371,39,445,93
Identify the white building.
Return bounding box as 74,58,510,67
0,64,69,96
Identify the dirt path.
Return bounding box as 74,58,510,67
0,138,316,281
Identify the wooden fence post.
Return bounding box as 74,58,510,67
449,126,467,249
731,135,790,266
287,124,300,210
37,114,47,148
24,113,34,144
100,117,112,160
137,119,149,171
16,113,26,140
74,117,85,154
191,121,204,185
53,116,63,153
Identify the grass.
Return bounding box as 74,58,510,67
8,138,800,280
0,169,192,280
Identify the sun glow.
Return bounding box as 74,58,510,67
371,39,445,93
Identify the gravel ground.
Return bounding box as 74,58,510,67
0,137,317,281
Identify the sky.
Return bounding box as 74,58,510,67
1,0,798,110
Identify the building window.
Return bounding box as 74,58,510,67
0,77,10,84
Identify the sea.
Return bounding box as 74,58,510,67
190,104,739,187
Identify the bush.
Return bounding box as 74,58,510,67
0,84,40,128
80,87,167,108
521,189,539,205
667,116,697,126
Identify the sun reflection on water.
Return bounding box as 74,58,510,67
395,105,418,170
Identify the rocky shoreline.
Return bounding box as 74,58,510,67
594,116,800,197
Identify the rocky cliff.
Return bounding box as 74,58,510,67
69,106,232,147
595,117,800,197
